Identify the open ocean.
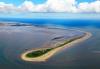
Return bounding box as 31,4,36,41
0,18,100,69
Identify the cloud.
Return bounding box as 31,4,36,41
0,0,100,13
78,1,100,13
0,2,16,13
45,0,77,12
19,0,35,12
19,0,47,12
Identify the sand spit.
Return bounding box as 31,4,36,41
21,32,92,62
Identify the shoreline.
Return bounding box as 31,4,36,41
21,32,92,62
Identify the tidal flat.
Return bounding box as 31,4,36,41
0,23,91,62
1,20,99,69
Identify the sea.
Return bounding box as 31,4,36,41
0,18,100,69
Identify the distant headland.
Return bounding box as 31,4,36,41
0,22,32,26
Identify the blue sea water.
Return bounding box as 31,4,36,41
0,18,100,69
0,18,100,28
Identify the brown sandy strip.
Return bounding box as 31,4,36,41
21,32,92,62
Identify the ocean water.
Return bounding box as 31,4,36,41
0,18,100,69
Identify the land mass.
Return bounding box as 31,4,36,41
0,22,32,26
21,31,92,62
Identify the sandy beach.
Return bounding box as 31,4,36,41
21,32,92,62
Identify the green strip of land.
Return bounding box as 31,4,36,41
21,32,91,62
25,34,85,58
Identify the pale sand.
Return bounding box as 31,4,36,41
21,32,92,62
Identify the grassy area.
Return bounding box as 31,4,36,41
55,35,84,48
26,48,53,58
26,34,85,58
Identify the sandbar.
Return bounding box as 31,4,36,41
21,32,92,62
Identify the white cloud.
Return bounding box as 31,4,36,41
78,1,100,13
19,0,35,12
0,2,24,14
18,0,47,12
0,0,100,13
0,2,17,13
45,0,77,12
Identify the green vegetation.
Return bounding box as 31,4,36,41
55,35,84,48
26,34,85,58
26,48,53,58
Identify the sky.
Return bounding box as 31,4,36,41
0,0,100,18
0,0,96,5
